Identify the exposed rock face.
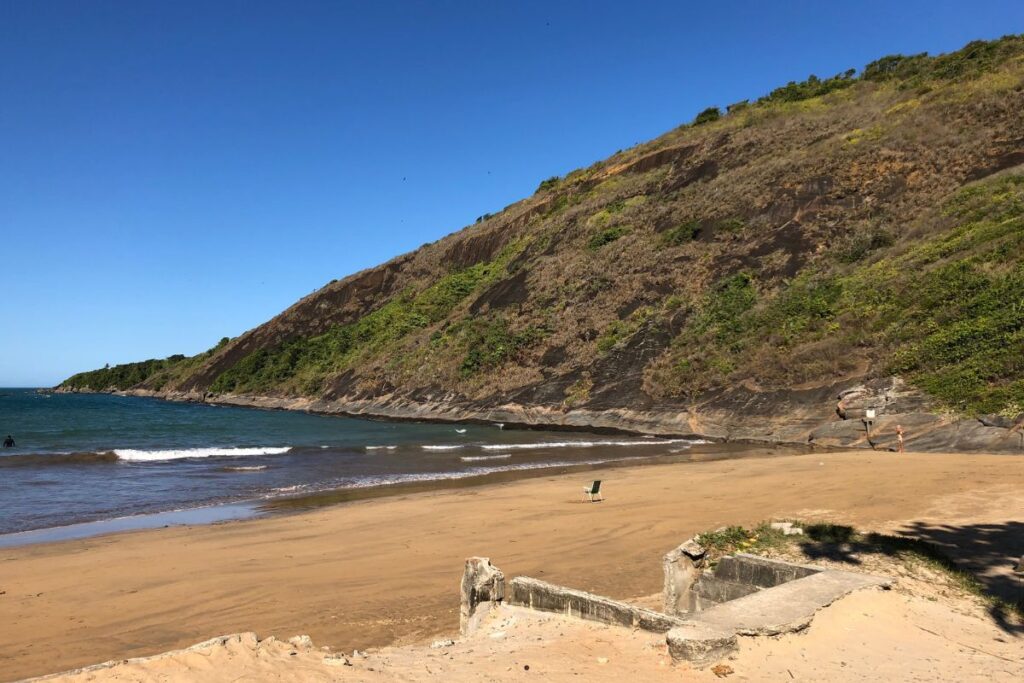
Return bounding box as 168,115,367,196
115,374,1024,454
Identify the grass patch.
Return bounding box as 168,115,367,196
697,522,792,558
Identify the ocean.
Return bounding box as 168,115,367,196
0,388,718,541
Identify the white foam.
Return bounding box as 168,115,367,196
365,445,398,451
114,446,292,462
480,438,705,451
223,465,268,472
270,484,307,493
460,454,512,462
422,444,465,451
262,457,630,499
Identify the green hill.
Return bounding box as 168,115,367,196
60,36,1024,451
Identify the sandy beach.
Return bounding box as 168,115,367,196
3,449,1023,681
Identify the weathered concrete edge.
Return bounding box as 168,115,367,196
693,570,893,637
507,576,687,633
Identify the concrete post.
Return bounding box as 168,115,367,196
459,557,505,635
663,538,707,616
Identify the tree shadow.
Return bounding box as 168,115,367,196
794,521,1024,635
898,520,1024,635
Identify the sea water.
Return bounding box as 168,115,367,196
0,388,710,537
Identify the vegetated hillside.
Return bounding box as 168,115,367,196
61,37,1024,451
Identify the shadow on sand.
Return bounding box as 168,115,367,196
793,521,1024,635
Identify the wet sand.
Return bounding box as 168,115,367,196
3,449,1023,681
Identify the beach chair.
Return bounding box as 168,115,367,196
581,480,603,503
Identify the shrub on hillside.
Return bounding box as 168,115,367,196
693,106,721,125
863,35,1024,85
758,70,856,105
587,225,629,249
662,221,701,246
537,176,560,192
835,226,895,263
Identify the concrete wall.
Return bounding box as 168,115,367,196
507,576,685,633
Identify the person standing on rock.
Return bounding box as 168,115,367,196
895,425,904,454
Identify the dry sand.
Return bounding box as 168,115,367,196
31,591,1023,682
3,450,1023,681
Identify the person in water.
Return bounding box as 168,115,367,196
2,435,14,448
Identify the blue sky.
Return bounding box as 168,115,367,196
2,1,1022,386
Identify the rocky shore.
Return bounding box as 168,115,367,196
56,373,1024,454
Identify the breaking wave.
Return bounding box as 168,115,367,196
262,457,629,499
460,454,512,462
113,446,292,462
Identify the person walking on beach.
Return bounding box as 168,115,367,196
2,435,14,448
895,425,904,454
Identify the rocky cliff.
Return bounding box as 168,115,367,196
60,37,1024,453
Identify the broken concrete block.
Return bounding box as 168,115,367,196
287,635,314,650
663,538,706,616
460,557,505,635
665,622,738,667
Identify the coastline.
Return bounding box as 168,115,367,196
0,441,797,548
4,449,1023,681
52,385,1024,454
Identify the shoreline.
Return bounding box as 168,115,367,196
0,441,803,549
3,449,1022,681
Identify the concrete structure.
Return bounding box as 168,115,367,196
662,538,707,615
459,557,505,636
460,542,891,668
507,577,684,633
689,553,823,611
